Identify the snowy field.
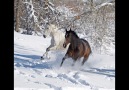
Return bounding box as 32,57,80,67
14,31,115,90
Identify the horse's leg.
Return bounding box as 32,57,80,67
72,60,76,66
47,40,58,51
41,45,52,60
72,57,78,66
60,57,65,67
41,44,54,60
82,55,89,65
60,55,69,67
46,38,55,51
71,51,79,66
41,50,49,60
49,39,59,51
49,46,57,50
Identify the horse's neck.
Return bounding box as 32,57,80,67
50,30,59,41
49,26,63,45
50,27,57,34
51,29,64,37
51,33,54,38
71,36,79,50
72,36,79,42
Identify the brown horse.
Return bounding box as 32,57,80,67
60,28,92,67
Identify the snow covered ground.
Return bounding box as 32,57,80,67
14,31,115,90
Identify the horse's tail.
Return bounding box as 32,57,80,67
88,42,92,55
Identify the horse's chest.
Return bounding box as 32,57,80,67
68,49,78,57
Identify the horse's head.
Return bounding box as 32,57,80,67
63,28,72,48
43,24,58,38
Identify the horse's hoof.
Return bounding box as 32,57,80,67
41,56,44,60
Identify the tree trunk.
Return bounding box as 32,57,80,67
15,0,21,32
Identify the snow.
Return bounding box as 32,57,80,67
14,31,115,90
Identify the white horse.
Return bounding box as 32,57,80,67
41,24,68,59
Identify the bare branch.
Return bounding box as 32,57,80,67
63,0,115,29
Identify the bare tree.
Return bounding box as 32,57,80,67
15,0,22,32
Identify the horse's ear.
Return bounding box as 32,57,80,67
65,28,67,32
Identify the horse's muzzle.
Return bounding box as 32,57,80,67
63,44,66,48
43,35,46,38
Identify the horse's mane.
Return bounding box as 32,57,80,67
68,30,79,50
49,24,58,31
70,31,79,38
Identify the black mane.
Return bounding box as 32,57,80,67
68,30,79,50
70,31,79,38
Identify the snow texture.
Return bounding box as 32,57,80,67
14,31,115,90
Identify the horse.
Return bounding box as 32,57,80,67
41,24,68,59
60,28,92,67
